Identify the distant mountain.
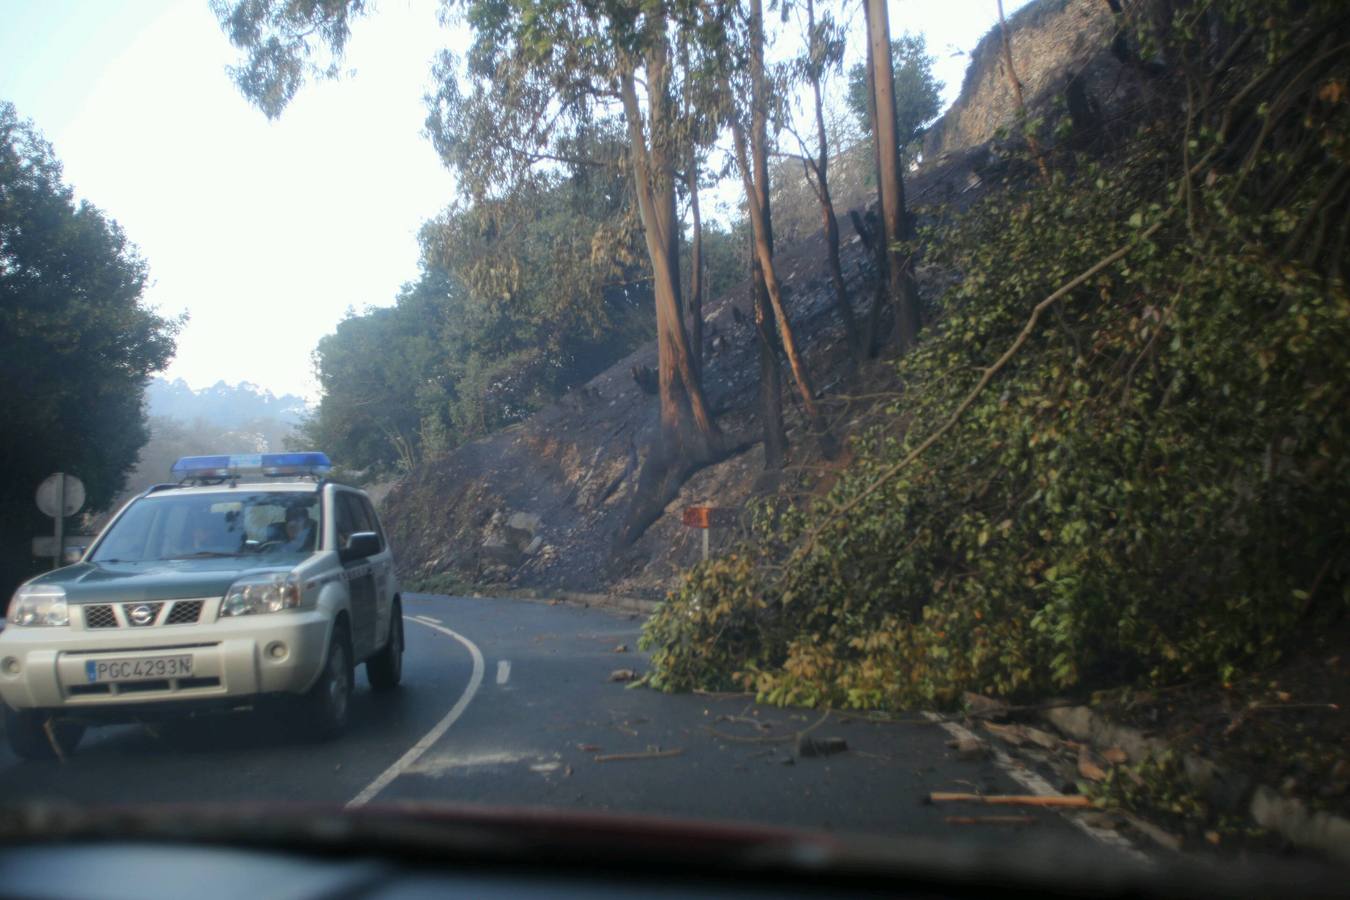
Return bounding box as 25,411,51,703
145,377,310,429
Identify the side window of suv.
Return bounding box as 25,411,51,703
334,492,363,550
359,496,385,550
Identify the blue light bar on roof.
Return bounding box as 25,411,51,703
171,452,332,481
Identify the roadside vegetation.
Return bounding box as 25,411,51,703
643,0,1349,711
0,104,179,595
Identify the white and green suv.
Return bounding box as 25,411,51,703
0,453,403,759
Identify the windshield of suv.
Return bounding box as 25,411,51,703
91,492,320,562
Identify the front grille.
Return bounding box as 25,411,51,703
84,605,117,628
122,602,164,627
118,679,171,693
165,600,203,625
68,684,112,696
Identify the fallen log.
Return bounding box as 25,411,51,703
927,792,1093,808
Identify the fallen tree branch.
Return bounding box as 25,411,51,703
797,214,1169,559
927,792,1093,808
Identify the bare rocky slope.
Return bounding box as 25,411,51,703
380,0,1136,599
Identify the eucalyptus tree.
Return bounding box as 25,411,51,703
862,0,921,350
428,1,741,543
214,0,743,543
709,0,835,454
786,0,863,362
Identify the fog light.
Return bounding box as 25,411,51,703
2,657,19,675
266,642,288,661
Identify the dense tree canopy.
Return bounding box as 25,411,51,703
0,103,178,598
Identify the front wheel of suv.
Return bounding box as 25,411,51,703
5,707,84,760
302,622,352,740
366,598,403,692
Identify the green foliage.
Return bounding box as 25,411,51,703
643,2,1350,709
0,103,178,599
846,33,942,155
212,0,369,119
1090,751,1222,832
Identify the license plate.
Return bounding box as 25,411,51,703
85,655,193,683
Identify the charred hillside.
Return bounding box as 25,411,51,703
379,0,1142,598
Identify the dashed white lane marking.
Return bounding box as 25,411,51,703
923,713,1150,864
347,616,485,808
496,660,511,685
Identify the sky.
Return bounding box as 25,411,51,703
0,0,1028,402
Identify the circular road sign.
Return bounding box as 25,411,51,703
36,472,86,519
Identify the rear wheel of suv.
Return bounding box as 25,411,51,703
366,598,403,692
5,707,84,760
302,622,352,739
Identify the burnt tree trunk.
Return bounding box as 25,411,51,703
688,155,704,378
727,0,834,455
681,33,705,378
804,0,863,362
997,0,1050,180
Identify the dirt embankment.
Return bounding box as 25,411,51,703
381,0,1129,599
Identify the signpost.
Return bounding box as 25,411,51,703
36,472,85,570
682,505,738,562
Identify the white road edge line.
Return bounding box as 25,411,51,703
347,617,485,808
922,712,1150,864
496,660,511,685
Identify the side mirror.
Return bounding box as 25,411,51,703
340,532,380,562
62,546,87,565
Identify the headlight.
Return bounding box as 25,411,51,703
221,572,302,617
7,584,70,627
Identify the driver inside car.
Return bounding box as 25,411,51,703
281,506,315,553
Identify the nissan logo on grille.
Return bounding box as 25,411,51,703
128,604,155,626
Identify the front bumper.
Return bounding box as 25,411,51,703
0,605,331,713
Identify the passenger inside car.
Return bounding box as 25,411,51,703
282,506,316,553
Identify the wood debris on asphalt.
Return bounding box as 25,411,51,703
980,720,1063,751
797,736,848,758
944,815,1038,826
1077,746,1109,782
608,668,639,682
594,748,684,763
946,735,990,760
926,791,1093,808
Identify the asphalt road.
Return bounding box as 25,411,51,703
0,593,1128,856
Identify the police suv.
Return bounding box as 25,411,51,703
0,453,403,759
